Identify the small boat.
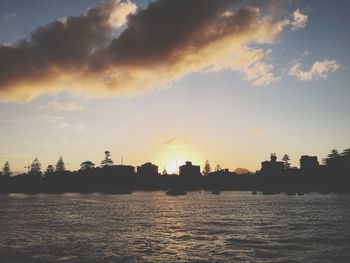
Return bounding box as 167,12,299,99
212,190,220,195
252,191,257,195
166,189,187,196
286,191,296,196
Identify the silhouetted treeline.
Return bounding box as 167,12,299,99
0,148,349,194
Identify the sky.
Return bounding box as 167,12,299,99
0,0,349,174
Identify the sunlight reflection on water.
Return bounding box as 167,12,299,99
0,192,350,263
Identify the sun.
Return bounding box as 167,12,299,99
164,159,186,174
154,146,203,175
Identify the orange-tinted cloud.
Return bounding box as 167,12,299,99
290,9,308,31
289,60,340,81
0,0,290,102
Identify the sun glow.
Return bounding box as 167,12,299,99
165,159,186,174
154,146,203,175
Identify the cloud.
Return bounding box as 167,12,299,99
108,0,137,27
0,0,292,102
289,59,340,81
39,100,84,111
290,9,308,31
162,136,177,145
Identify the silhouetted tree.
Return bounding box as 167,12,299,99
282,154,291,169
203,160,211,175
45,165,55,175
162,167,167,175
215,164,221,172
29,158,42,176
341,148,350,169
270,153,277,162
2,161,12,177
55,156,66,173
328,149,340,159
101,151,114,167
80,160,95,171
341,148,350,158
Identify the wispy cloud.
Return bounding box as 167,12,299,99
289,59,340,81
290,9,308,31
162,136,177,145
39,100,84,112
0,1,297,102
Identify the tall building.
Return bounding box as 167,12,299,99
179,161,201,177
137,162,158,176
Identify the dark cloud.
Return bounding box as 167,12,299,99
109,0,237,65
0,0,287,101
0,1,115,96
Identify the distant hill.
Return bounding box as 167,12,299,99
234,168,252,175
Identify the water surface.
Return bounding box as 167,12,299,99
0,192,349,263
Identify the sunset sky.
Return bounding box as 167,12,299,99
0,0,349,174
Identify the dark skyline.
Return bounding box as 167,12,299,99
1,147,349,176
1,147,349,194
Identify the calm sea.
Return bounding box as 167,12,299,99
0,192,349,263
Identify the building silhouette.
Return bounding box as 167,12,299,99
260,153,284,176
102,164,135,176
300,155,319,173
179,161,201,177
137,162,158,176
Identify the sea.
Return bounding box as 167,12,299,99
0,191,349,263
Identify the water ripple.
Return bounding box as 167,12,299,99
0,192,350,263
